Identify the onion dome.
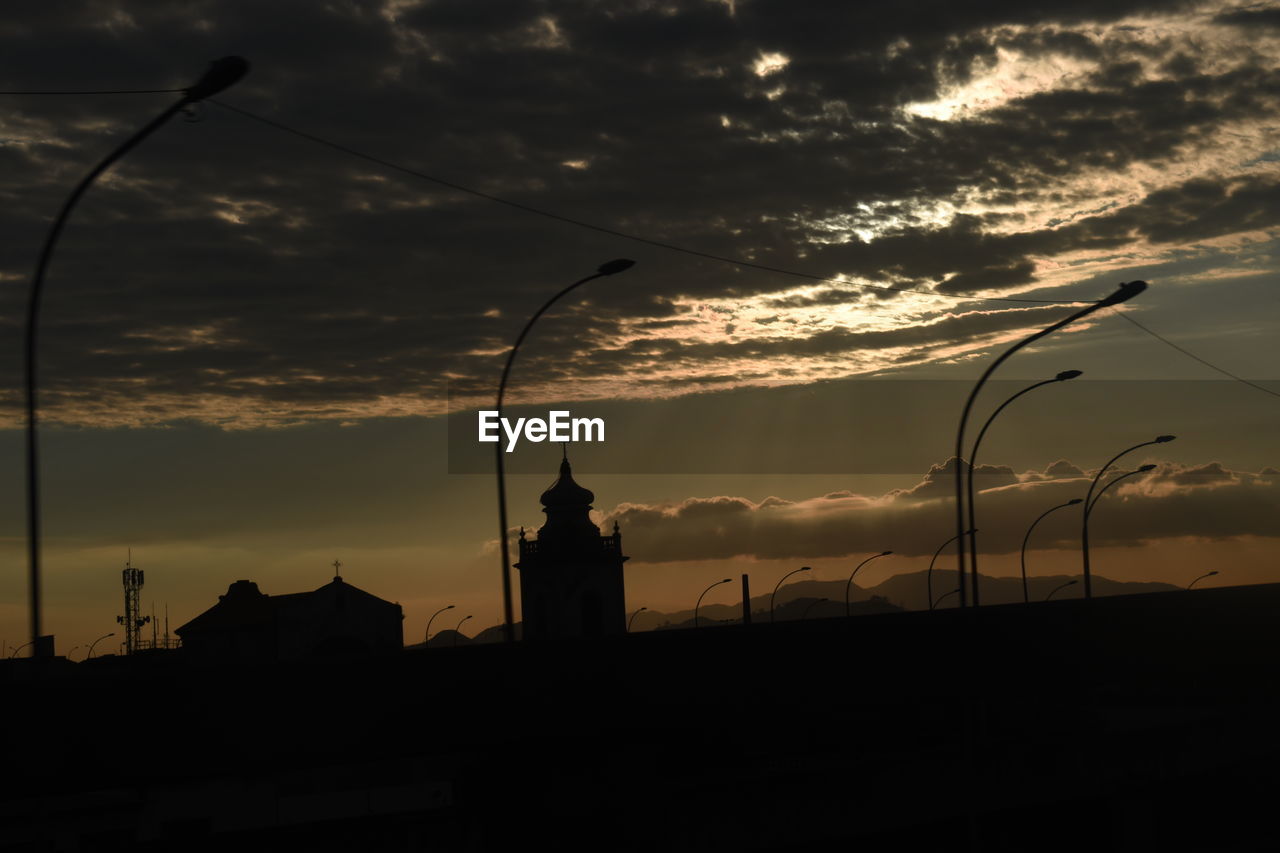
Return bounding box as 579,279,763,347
540,456,594,508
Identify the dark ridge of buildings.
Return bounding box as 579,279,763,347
4,582,1280,851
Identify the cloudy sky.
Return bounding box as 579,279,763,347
1,0,1277,653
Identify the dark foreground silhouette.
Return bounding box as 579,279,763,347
4,583,1280,851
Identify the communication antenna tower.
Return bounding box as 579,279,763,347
116,550,150,655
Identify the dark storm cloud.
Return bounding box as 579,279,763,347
601,457,1280,562
1,0,1275,424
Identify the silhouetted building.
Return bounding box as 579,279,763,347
176,575,403,661
515,455,628,639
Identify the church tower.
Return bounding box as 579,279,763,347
515,453,628,639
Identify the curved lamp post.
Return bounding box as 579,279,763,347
452,614,473,648
66,646,80,661
967,370,1081,599
770,566,812,624
695,579,732,628
1020,499,1082,603
425,604,455,646
953,281,1147,608
1046,579,1078,601
9,641,33,659
23,57,249,653
929,530,975,611
801,598,830,620
1188,570,1218,590
627,606,647,632
494,259,636,644
85,632,114,660
1082,437,1173,598
933,589,961,610
1083,464,1156,590
845,551,891,617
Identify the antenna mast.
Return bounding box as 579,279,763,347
116,550,150,655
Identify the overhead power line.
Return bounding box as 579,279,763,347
7,89,1276,400
206,98,1083,307
203,101,1280,401
0,88,186,95
1112,309,1280,399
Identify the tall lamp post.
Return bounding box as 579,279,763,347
1188,570,1218,590
1020,499,1082,603
845,551,892,617
85,632,114,660
425,604,455,647
452,615,473,648
493,259,636,644
627,607,647,632
929,530,975,611
967,370,1081,601
771,567,811,623
933,589,961,610
23,58,249,655
1046,579,1078,601
801,598,830,620
1082,436,1174,598
953,281,1146,608
1083,463,1157,595
695,579,732,628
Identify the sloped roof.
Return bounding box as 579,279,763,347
175,576,397,636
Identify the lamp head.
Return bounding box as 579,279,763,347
1067,498,1083,505
1097,280,1148,306
799,566,811,571
1137,464,1157,472
185,56,250,101
1208,570,1219,577
881,550,893,555
1066,580,1078,586
721,578,732,583
1055,370,1083,381
446,604,455,609
597,259,636,276
1155,434,1176,443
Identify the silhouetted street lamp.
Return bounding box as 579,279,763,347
85,632,114,660
845,551,892,617
771,566,812,623
9,641,33,659
1020,499,1083,603
802,598,830,620
1188,570,1219,590
22,57,250,654
933,589,960,610
953,281,1146,608
425,604,455,646
66,646,79,661
494,259,636,644
929,530,975,611
1083,464,1156,590
695,579,733,628
627,607,647,632
967,370,1081,599
1046,579,1078,601
453,615,473,648
1082,436,1174,598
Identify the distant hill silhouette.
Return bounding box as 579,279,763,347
854,570,1178,611
415,572,1179,646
